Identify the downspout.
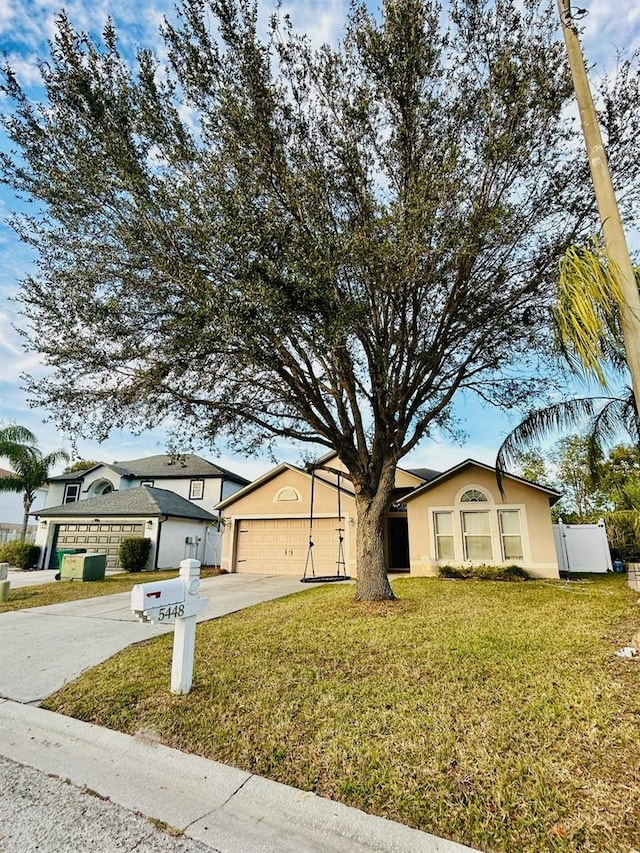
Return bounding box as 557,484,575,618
154,515,169,570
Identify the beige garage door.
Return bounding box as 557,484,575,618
235,518,344,576
52,521,145,571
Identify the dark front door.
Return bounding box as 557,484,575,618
387,516,410,571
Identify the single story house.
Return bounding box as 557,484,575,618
34,486,220,571
404,460,561,578
45,453,250,519
216,455,561,579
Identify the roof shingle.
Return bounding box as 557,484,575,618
36,486,218,521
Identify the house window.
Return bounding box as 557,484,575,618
189,479,205,500
434,512,455,560
498,510,523,559
63,483,80,504
462,511,493,560
460,489,488,503
140,480,154,488
275,487,300,502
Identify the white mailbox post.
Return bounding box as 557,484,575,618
131,558,208,695
0,562,9,604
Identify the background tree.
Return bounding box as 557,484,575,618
512,449,553,487
2,0,634,600
0,426,69,540
596,444,640,511
62,460,101,474
553,435,607,519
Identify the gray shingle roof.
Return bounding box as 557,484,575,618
36,486,218,521
48,454,250,484
405,467,442,482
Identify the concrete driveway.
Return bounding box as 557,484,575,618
0,573,310,704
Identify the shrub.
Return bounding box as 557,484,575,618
438,563,530,581
474,564,502,580
502,564,531,581
0,541,41,570
118,537,152,572
439,564,473,579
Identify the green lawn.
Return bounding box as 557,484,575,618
0,567,222,612
41,575,639,853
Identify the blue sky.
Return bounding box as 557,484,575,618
1,0,639,480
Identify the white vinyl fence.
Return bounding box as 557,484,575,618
0,528,36,546
553,519,613,574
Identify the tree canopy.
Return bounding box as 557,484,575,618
2,0,637,598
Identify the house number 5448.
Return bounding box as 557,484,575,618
158,604,185,621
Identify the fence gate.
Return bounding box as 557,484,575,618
553,519,613,574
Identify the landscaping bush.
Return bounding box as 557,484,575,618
473,564,502,580
118,537,152,572
438,564,473,579
0,541,41,570
502,563,531,581
438,563,530,581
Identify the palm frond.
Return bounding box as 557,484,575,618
553,237,625,388
0,475,25,494
496,397,604,474
0,425,37,454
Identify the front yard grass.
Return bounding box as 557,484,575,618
0,567,222,612
42,575,639,853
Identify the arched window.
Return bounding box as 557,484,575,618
88,479,114,497
460,488,488,503
275,487,300,502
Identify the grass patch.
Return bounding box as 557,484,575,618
0,567,224,612
42,575,640,853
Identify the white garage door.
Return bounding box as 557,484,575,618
51,521,145,571
235,518,343,576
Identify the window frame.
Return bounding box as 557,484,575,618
189,479,205,500
430,486,527,566
434,511,455,560
498,509,524,560
461,509,493,560
63,483,80,504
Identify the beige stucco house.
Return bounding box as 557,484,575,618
216,455,561,579
404,460,561,579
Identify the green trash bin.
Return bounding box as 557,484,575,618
60,552,107,582
54,547,86,570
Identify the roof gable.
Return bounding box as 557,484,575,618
403,459,561,503
215,461,355,510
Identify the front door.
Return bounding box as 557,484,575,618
387,516,410,571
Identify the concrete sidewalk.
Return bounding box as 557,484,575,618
0,573,480,852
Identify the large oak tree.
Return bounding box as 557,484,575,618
2,0,630,599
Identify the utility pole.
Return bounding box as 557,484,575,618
557,0,640,415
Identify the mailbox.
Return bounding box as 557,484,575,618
131,559,208,694
131,564,205,625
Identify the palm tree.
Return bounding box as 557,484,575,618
0,426,69,541
496,241,640,479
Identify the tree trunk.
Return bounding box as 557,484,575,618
21,494,33,543
353,469,396,602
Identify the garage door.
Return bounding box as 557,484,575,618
235,518,343,576
50,522,145,571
